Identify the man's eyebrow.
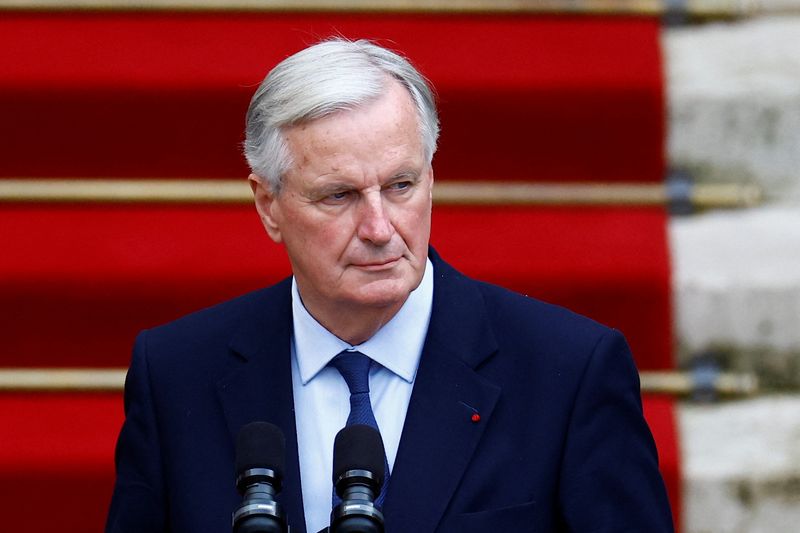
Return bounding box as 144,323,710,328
318,180,354,191
385,169,421,183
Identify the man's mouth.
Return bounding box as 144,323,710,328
351,257,402,271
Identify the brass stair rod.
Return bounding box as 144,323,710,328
0,0,765,19
0,367,759,396
0,179,762,208
0,368,128,393
639,370,759,398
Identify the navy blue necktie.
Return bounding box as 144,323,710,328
329,350,390,508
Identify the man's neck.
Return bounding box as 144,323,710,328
299,298,405,346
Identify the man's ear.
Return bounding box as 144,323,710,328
249,173,283,243
428,166,435,201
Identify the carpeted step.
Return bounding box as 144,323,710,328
0,203,672,370
0,392,678,533
0,393,121,533
0,12,663,184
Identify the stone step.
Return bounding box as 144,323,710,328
670,206,800,388
679,394,800,533
665,15,800,202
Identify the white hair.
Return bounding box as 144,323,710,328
244,38,439,193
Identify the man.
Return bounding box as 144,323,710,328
107,39,673,532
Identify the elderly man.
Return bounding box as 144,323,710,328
106,39,673,532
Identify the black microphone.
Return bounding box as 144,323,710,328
329,424,386,533
233,422,289,533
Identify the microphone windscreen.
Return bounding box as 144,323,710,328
332,424,385,487
236,421,286,478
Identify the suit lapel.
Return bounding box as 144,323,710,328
384,255,501,532
215,279,308,533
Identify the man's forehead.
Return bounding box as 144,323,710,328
289,78,410,129
286,86,421,150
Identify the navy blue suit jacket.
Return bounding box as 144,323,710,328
107,253,673,532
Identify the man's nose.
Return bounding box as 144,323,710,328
357,194,394,245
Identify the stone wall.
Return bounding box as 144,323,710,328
665,13,800,532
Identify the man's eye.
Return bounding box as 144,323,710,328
323,191,350,203
389,181,412,191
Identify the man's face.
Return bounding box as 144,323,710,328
251,80,433,324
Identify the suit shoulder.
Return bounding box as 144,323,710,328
465,278,637,396
473,279,615,350
136,279,290,358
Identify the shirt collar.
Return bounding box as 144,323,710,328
292,257,434,385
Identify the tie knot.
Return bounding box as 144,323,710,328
330,350,372,395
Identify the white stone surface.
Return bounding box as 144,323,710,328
650,13,800,533
670,206,800,355
665,16,800,201
754,0,800,13
680,395,800,533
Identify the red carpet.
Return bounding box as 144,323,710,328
0,11,678,531
0,393,677,533
0,393,121,533
0,12,663,183
1,204,671,370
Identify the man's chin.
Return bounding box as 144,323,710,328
345,281,414,311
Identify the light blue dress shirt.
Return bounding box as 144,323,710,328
290,258,434,533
